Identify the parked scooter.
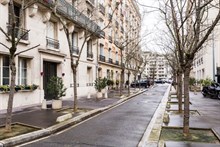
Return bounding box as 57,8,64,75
201,83,220,99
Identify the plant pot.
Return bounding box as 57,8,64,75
52,99,62,109
97,92,102,99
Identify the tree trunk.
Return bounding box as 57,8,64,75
120,69,124,96
73,66,77,112
183,68,190,135
127,72,130,95
173,72,177,90
177,72,183,113
5,55,16,131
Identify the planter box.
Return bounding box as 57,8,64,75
97,92,102,99
52,99,62,109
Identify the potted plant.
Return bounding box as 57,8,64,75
47,76,66,109
0,85,10,92
94,77,106,98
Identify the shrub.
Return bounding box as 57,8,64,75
201,78,213,87
94,77,107,92
189,77,196,86
107,79,114,86
47,76,66,100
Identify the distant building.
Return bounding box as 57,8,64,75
143,51,172,80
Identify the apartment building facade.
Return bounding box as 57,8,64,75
191,6,220,83
143,51,171,80
97,0,142,83
0,0,141,111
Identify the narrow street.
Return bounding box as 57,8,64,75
21,85,168,147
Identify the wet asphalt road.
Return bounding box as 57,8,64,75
21,85,168,147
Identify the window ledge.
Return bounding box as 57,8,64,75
87,57,94,61
0,89,34,94
6,37,30,45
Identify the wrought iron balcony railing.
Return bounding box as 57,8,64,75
99,3,105,14
108,36,112,43
114,40,119,47
46,37,59,49
108,58,113,64
121,26,124,33
86,0,95,6
7,24,29,41
99,55,105,62
87,51,93,58
37,0,104,38
108,13,112,21
115,21,119,28
72,46,79,55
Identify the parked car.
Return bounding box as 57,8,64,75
155,80,165,84
130,80,150,88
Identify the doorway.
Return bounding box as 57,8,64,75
43,61,57,100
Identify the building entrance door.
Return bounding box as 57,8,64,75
43,61,57,100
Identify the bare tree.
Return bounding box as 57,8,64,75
160,0,220,135
0,0,40,131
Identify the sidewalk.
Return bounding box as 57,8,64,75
142,86,220,147
0,87,146,146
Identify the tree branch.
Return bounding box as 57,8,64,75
15,44,40,56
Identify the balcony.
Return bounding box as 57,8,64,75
7,24,29,41
120,27,124,33
108,58,113,64
115,21,119,28
108,36,112,43
46,37,59,49
108,13,112,21
115,61,119,65
86,0,95,6
99,3,105,15
37,0,104,38
99,55,105,62
72,46,79,55
114,40,119,47
87,51,93,59
99,30,105,38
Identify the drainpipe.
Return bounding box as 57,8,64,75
212,32,216,81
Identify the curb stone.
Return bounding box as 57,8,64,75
1,89,147,147
0,129,50,147
138,85,171,147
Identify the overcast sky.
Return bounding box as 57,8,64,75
136,0,163,52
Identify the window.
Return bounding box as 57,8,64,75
8,3,28,40
99,19,104,30
1,56,10,85
18,58,27,85
87,39,93,58
47,21,57,39
72,32,78,47
8,3,24,27
108,48,111,59
72,32,79,54
87,9,92,18
100,44,104,55
116,51,118,61
46,21,59,49
0,56,10,85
